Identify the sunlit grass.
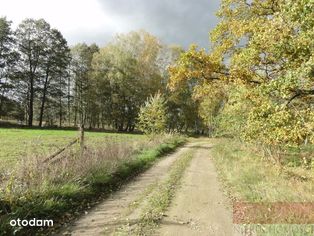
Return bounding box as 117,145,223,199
0,128,144,169
212,138,314,202
211,138,314,235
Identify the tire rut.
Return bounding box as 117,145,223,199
157,142,241,236
58,143,197,236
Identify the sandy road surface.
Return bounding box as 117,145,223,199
58,140,239,236
59,142,197,235
157,142,240,236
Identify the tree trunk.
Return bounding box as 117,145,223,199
59,97,62,127
39,72,49,127
89,118,92,129
74,106,77,126
118,122,124,131
67,76,71,126
129,125,135,132
28,76,34,127
59,76,63,127
0,84,6,119
79,124,84,157
0,97,3,119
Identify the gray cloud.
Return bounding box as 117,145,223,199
96,0,221,48
1,0,221,48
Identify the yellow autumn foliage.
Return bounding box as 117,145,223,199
168,0,314,146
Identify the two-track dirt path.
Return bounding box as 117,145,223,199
59,139,240,236
157,142,240,236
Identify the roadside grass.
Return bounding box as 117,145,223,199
0,127,144,169
0,134,186,235
211,138,314,236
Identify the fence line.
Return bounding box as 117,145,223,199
42,138,79,164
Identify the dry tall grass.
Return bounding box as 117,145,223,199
0,134,173,201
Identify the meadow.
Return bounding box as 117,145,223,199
0,127,186,235
0,128,144,169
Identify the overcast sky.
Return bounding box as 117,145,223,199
0,0,221,48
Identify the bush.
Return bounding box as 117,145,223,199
138,92,167,134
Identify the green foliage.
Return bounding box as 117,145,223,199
70,43,99,127
213,0,314,146
0,17,19,118
167,76,204,133
168,0,314,146
214,85,251,137
244,92,314,146
14,18,70,127
2,23,187,131
138,92,167,134
90,30,175,131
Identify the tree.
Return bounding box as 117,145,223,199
38,29,70,127
211,0,314,145
15,18,71,127
91,31,165,131
168,0,314,145
138,92,167,134
0,17,18,118
70,43,99,128
166,76,204,133
15,19,50,126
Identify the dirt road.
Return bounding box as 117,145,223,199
59,140,239,236
157,142,239,236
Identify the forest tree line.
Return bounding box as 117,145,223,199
0,17,203,132
169,0,314,146
1,0,313,145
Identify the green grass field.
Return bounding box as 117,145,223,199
0,128,144,169
0,129,185,235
